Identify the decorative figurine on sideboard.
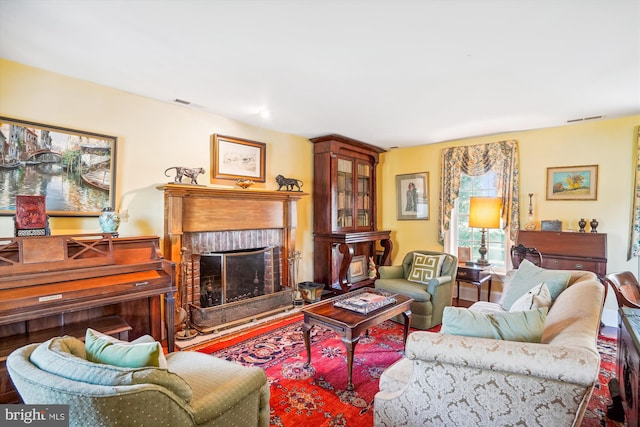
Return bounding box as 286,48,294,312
579,218,587,233
275,174,304,191
164,166,205,185
590,218,599,233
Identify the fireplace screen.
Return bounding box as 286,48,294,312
199,247,280,307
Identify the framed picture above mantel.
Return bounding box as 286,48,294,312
0,116,117,216
211,134,266,182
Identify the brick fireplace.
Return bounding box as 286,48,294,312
160,184,306,333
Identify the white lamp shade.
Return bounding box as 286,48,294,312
469,197,502,229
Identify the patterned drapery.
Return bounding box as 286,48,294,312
439,140,519,245
629,129,640,259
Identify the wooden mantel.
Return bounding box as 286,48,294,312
158,184,308,284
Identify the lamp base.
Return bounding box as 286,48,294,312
475,258,490,266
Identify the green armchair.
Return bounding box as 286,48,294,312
7,335,270,427
375,250,457,329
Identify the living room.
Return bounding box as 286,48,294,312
0,1,639,425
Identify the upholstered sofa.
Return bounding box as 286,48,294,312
375,250,457,329
374,267,605,426
7,332,270,427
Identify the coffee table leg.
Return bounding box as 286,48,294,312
303,322,313,367
401,310,412,347
341,336,359,391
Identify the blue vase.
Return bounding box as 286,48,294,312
99,207,120,234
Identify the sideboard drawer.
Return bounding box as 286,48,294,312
543,258,600,272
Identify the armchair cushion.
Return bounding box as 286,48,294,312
85,328,165,368
500,259,570,310
30,336,193,403
407,253,445,284
441,306,548,342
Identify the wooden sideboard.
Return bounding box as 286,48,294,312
515,230,607,275
0,234,175,403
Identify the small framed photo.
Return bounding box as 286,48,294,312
347,255,368,283
396,172,429,220
211,134,266,182
546,165,598,200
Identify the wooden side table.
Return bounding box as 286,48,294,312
456,263,492,302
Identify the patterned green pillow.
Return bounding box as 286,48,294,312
407,253,446,284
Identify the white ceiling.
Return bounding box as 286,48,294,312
1,0,638,149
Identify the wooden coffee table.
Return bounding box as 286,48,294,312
301,291,413,391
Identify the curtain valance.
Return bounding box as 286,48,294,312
439,140,520,244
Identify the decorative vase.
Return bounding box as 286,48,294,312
99,207,120,234
578,218,587,233
590,218,599,233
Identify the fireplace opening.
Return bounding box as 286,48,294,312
199,246,280,308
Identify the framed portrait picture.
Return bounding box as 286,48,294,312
396,172,429,220
347,255,368,283
546,165,598,200
0,116,117,216
211,134,266,182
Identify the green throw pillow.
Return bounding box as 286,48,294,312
407,253,445,284
440,306,548,342
501,259,570,310
85,328,163,368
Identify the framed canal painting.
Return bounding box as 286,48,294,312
0,117,117,216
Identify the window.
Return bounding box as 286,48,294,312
456,172,506,270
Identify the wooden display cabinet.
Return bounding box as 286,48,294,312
311,134,392,293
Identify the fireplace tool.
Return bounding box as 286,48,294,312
289,251,304,307
176,247,197,340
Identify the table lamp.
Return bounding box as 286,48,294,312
468,197,502,266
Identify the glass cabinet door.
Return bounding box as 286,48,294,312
336,158,353,229
357,162,371,228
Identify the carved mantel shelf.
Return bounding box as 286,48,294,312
158,184,308,286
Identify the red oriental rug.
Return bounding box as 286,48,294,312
197,316,625,427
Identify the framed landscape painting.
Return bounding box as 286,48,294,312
396,172,429,220
546,164,598,200
0,117,117,216
211,134,266,182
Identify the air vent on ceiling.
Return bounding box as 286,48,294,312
567,115,604,123
174,98,191,105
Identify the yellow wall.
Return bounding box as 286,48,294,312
379,115,639,273
379,115,639,324
0,59,315,281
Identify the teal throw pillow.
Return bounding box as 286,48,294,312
441,306,548,342
501,259,570,310
407,253,445,284
85,328,164,368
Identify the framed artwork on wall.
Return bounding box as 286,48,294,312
0,116,117,216
546,164,598,200
211,134,266,182
396,172,429,220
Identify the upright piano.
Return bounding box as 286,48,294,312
0,234,176,403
